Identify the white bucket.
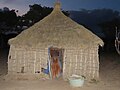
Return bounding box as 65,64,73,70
68,75,85,87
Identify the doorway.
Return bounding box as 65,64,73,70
49,47,64,79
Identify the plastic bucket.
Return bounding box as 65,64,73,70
69,75,85,87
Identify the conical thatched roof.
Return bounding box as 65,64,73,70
9,2,104,48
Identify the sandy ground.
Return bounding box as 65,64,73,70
0,49,120,90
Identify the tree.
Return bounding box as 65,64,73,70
0,9,18,27
98,18,120,52
22,4,69,25
99,18,120,39
0,7,19,34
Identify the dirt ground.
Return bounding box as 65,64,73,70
0,49,120,90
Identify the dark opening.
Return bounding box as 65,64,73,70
49,47,64,79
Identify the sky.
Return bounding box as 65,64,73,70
0,0,120,16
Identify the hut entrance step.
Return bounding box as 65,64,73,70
49,47,64,79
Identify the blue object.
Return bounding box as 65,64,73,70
43,64,49,74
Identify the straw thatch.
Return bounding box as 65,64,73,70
8,2,103,49
7,2,104,80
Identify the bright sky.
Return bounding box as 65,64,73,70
0,0,120,16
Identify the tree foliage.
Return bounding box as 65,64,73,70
99,18,120,39
0,4,69,34
23,4,52,23
22,4,69,24
0,9,18,27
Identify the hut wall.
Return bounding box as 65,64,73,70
8,45,48,75
8,45,99,80
63,46,99,80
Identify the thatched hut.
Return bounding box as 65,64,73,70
8,2,104,80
